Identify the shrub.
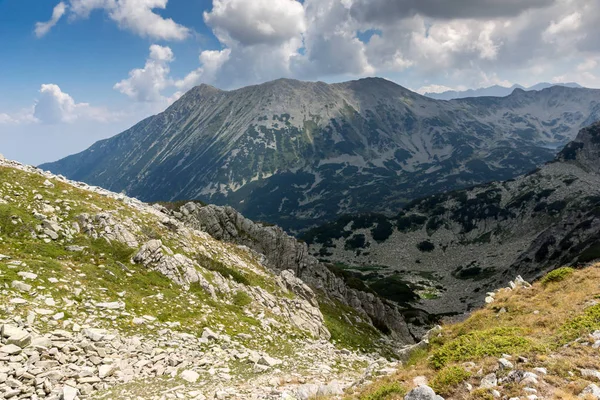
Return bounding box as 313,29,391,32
429,327,537,369
232,291,252,307
431,366,472,395
417,240,435,252
540,267,575,286
371,220,394,243
345,234,367,250
559,304,600,343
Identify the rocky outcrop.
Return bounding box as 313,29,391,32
132,239,211,290
173,202,415,343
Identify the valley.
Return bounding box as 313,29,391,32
304,121,600,319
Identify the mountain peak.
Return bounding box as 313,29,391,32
558,121,600,169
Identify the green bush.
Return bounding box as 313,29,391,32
417,240,435,252
559,304,600,343
429,327,537,369
540,267,574,286
431,366,472,395
232,291,252,307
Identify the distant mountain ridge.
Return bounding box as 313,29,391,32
425,82,583,100
41,77,600,231
304,121,600,317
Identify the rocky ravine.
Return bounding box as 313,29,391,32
304,121,600,318
41,78,600,232
170,203,417,340
0,156,408,399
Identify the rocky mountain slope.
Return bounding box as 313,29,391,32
425,82,583,100
348,265,600,400
0,156,410,399
304,121,600,318
41,78,600,231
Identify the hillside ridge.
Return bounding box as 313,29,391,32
40,78,600,231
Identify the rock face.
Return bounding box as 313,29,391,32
174,202,415,342
40,78,600,231
305,121,600,317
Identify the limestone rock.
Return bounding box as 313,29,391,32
404,385,445,400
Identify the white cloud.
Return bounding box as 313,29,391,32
34,2,67,37
204,0,305,46
1,85,117,126
114,45,174,102
113,0,600,103
415,84,462,95
174,49,231,92
34,84,115,124
38,0,189,41
544,12,582,37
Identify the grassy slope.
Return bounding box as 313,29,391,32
0,164,389,360
348,266,600,400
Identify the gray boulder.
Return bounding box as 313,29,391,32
404,385,444,400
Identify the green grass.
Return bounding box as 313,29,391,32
318,295,385,354
558,303,600,343
430,366,472,395
358,382,406,400
540,267,575,286
232,291,252,307
429,327,539,369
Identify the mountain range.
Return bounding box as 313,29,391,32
41,78,600,232
303,121,600,317
425,82,583,100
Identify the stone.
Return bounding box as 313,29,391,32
317,381,344,396
98,364,116,379
498,358,513,370
296,384,319,400
404,385,445,400
480,373,498,389
94,301,124,310
582,369,600,381
180,370,200,383
580,384,600,399
201,327,219,341
11,280,32,292
258,355,283,367
83,328,107,342
30,336,52,348
0,344,22,355
63,385,78,400
6,332,31,348
17,271,37,280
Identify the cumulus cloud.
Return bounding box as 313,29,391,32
114,45,174,102
204,0,305,46
34,2,67,37
34,84,115,123
349,0,556,23
0,85,116,125
37,0,189,40
114,0,600,102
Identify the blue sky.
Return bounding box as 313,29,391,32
1,0,599,165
